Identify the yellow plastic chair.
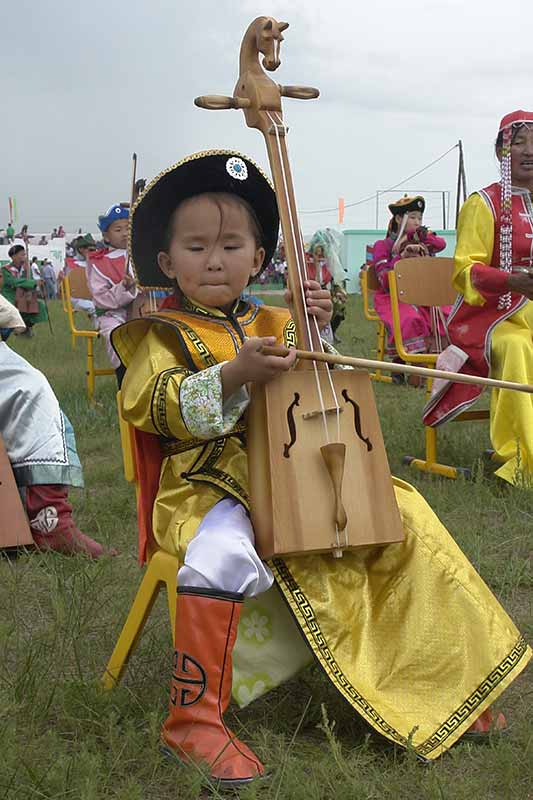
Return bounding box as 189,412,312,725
360,263,393,385
388,257,489,479
102,393,179,690
62,268,114,402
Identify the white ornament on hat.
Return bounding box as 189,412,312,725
226,157,248,181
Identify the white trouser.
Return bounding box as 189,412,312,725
177,497,274,597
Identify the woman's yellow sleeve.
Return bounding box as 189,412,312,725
453,194,495,306
120,324,194,440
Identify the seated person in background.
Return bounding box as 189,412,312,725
423,110,533,486
372,195,449,358
63,235,98,324
0,295,115,558
87,204,138,384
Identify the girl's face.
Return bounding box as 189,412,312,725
157,195,265,311
509,127,533,186
104,219,129,250
396,210,422,234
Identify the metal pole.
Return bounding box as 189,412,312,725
442,191,446,229
460,140,468,200
455,140,463,228
375,191,379,229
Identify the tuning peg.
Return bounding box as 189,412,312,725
279,85,320,100
194,95,251,110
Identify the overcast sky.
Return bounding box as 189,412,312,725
1,0,532,236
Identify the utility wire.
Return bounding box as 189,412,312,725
300,143,459,215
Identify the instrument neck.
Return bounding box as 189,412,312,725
263,122,320,353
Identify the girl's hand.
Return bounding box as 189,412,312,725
401,243,429,259
122,274,136,290
284,279,333,330
221,336,296,400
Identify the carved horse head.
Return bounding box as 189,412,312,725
241,17,289,73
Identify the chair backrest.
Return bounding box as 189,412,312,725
393,257,458,307
65,267,93,300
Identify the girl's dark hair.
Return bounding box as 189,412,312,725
8,244,25,258
162,192,264,253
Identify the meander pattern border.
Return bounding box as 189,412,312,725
271,558,530,756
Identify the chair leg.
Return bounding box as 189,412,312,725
403,425,471,479
372,323,392,384
102,550,179,689
101,561,164,690
87,338,95,403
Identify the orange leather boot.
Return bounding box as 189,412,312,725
161,587,265,787
464,707,507,739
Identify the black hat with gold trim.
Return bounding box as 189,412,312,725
130,149,279,290
388,195,425,216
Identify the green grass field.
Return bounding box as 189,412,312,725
1,297,531,800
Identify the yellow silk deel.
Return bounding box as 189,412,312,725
453,194,533,484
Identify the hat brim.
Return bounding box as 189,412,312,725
388,196,425,216
130,150,280,290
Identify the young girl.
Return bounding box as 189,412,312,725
86,204,138,383
114,152,530,788
372,196,449,357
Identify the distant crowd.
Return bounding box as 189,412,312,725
0,222,68,245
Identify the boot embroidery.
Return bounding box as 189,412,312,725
30,505,59,534
170,650,207,707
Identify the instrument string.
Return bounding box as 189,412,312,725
272,110,342,441
266,111,331,442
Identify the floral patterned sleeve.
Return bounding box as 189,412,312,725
322,339,351,369
180,363,249,439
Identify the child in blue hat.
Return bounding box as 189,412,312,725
86,203,138,384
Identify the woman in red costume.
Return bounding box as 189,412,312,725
424,110,533,485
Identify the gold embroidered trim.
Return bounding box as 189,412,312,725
184,437,250,508
151,366,192,438
161,423,246,456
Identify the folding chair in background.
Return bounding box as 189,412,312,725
388,256,489,479
359,245,392,384
62,268,114,402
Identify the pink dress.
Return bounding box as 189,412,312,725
372,230,450,356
